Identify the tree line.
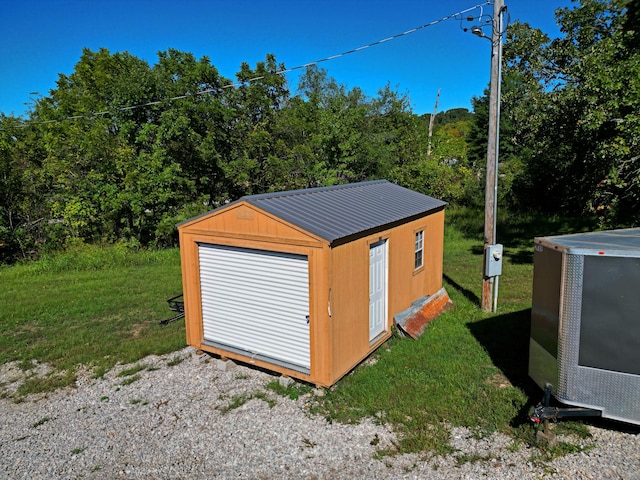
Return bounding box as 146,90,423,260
0,50,474,262
1,0,638,263
470,0,639,224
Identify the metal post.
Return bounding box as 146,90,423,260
427,89,441,157
482,0,505,312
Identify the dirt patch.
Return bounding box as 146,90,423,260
484,371,512,389
130,321,151,338
0,360,54,397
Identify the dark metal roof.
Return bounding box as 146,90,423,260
241,180,447,244
536,228,640,255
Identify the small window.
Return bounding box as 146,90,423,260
414,230,424,270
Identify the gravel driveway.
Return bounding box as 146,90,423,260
1,347,638,479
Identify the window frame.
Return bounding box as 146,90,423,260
414,229,424,271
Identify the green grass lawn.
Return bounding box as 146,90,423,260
0,244,185,394
317,208,597,455
0,210,596,454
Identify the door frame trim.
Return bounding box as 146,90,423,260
369,238,389,344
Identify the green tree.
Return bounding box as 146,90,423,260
135,49,233,243
424,108,474,129
221,54,291,196
4,47,488,263
26,48,244,247
27,49,153,243
472,0,640,224
290,67,423,187
0,115,31,260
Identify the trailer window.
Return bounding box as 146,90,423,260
414,230,424,270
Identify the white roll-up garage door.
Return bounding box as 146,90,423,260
198,243,310,373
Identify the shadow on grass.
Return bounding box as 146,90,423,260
466,308,542,426
506,248,534,265
448,207,599,251
443,273,479,306
468,309,640,434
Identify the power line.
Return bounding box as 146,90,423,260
6,2,491,129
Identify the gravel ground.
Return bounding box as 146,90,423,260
1,347,638,479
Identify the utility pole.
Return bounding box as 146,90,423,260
427,89,441,157
481,0,505,312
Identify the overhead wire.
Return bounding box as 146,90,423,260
6,1,492,129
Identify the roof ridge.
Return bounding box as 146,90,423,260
244,179,389,203
178,180,447,243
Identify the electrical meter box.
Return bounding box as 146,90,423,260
484,244,503,277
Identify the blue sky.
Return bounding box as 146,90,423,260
1,0,572,117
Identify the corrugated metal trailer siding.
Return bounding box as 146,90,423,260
530,228,640,425
198,244,311,373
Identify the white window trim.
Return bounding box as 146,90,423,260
414,230,424,270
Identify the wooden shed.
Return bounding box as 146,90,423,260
178,180,447,387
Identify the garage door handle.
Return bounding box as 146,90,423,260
306,315,310,324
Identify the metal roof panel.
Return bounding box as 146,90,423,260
243,180,447,243
536,228,640,255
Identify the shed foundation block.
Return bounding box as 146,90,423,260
216,358,237,372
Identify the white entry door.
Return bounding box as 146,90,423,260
369,239,388,342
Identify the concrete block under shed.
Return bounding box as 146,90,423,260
216,359,237,372
278,376,294,387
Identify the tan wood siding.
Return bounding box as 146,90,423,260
329,238,372,380
180,203,322,244
387,210,445,312
178,228,329,385
308,244,331,386
326,211,445,383
178,199,445,387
